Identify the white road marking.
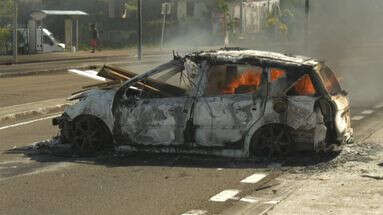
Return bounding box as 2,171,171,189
351,115,365,121
240,173,267,184
374,103,383,109
361,110,374,115
240,196,258,203
265,200,280,204
181,210,207,215
68,69,106,81
209,190,240,202
0,114,60,131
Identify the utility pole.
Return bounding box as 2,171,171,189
137,0,142,61
304,0,310,53
160,3,171,50
160,13,166,50
13,0,18,64
240,0,243,33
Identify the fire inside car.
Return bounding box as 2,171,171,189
206,65,263,95
50,49,353,158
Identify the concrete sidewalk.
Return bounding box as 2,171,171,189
0,98,71,122
267,111,383,215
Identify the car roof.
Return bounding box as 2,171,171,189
186,48,320,68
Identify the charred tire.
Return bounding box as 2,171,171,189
71,115,113,156
250,124,294,159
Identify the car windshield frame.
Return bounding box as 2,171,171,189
120,60,184,89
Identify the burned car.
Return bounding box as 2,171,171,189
53,49,353,158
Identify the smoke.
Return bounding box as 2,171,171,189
306,0,383,107
164,0,383,107
165,25,224,49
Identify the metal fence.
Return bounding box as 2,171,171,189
0,0,13,60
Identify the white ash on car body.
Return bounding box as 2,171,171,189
52,48,353,158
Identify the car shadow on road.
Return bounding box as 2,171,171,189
4,143,341,170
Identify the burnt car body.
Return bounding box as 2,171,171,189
54,49,353,158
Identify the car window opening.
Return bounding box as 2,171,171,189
287,74,317,96
206,65,263,96
319,66,343,95
130,68,191,98
271,68,286,81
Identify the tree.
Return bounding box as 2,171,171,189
0,0,13,53
0,0,13,15
0,0,13,26
205,0,236,44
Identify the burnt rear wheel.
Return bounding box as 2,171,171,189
72,116,113,155
250,125,294,159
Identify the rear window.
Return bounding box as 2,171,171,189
319,66,342,95
287,74,317,96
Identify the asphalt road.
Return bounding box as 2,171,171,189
0,117,261,215
0,57,170,108
0,58,277,215
1,46,383,214
0,58,294,215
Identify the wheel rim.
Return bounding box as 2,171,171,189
72,117,110,154
253,125,293,158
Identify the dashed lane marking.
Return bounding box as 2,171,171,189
181,210,207,215
240,173,267,184
240,196,258,203
265,200,280,205
361,110,374,115
374,103,383,109
209,190,240,202
351,115,365,121
0,114,60,131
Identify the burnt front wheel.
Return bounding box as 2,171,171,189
72,116,113,155
251,125,294,159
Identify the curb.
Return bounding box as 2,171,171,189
0,58,165,78
0,103,70,123
0,65,93,78
0,54,131,66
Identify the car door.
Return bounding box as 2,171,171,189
112,65,193,146
119,96,190,146
266,67,320,131
193,64,267,148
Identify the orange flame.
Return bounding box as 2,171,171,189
224,69,262,94
271,68,286,81
293,74,316,96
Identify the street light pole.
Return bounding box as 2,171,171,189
240,0,243,33
13,0,18,63
304,0,310,52
137,0,142,61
